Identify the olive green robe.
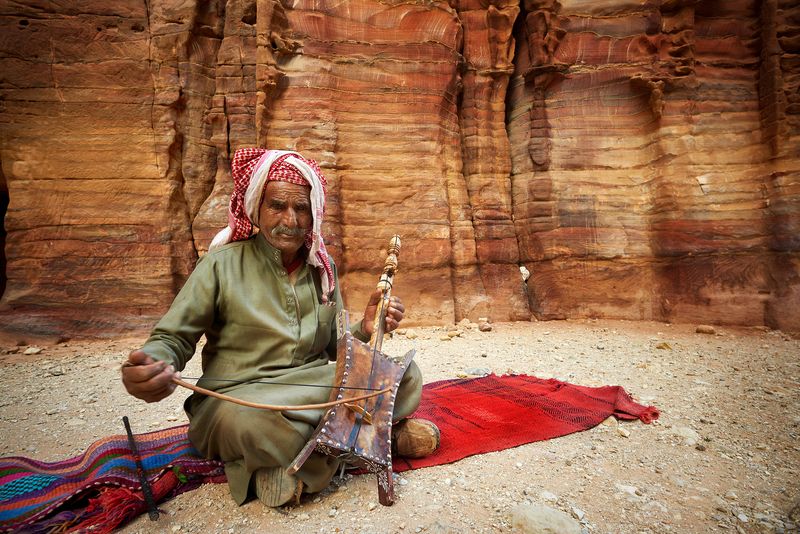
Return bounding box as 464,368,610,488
142,232,422,504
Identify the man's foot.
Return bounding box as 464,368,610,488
392,418,440,459
254,466,303,507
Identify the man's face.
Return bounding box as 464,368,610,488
258,181,313,260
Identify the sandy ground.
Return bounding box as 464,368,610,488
1,319,798,534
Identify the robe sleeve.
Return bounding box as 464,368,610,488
140,254,220,371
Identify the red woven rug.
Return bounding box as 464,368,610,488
394,374,659,472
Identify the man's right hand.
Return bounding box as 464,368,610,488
121,350,179,403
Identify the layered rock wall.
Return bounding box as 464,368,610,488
510,0,800,331
0,1,220,335
0,0,797,339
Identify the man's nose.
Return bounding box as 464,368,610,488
282,208,298,227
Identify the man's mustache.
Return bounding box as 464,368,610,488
271,225,306,238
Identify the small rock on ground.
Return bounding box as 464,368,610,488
510,504,581,534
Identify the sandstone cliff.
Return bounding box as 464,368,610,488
0,0,797,339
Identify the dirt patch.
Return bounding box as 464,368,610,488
1,319,798,533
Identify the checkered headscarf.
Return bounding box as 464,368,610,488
209,148,334,302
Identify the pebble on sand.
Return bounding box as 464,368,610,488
510,503,581,534
696,325,716,335
672,426,701,447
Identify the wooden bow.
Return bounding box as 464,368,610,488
172,377,392,412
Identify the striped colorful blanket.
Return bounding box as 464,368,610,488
0,425,225,533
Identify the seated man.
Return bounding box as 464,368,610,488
121,148,439,507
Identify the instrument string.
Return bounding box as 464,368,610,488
178,376,384,392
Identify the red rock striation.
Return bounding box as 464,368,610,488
509,0,800,332
0,0,797,339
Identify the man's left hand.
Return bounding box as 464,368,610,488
362,289,405,336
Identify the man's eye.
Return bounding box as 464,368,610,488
296,204,310,212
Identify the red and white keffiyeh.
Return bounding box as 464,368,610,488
209,148,335,302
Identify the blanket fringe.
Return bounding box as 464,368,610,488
637,406,660,424
70,471,179,533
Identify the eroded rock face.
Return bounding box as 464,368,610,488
0,0,797,339
509,0,800,332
